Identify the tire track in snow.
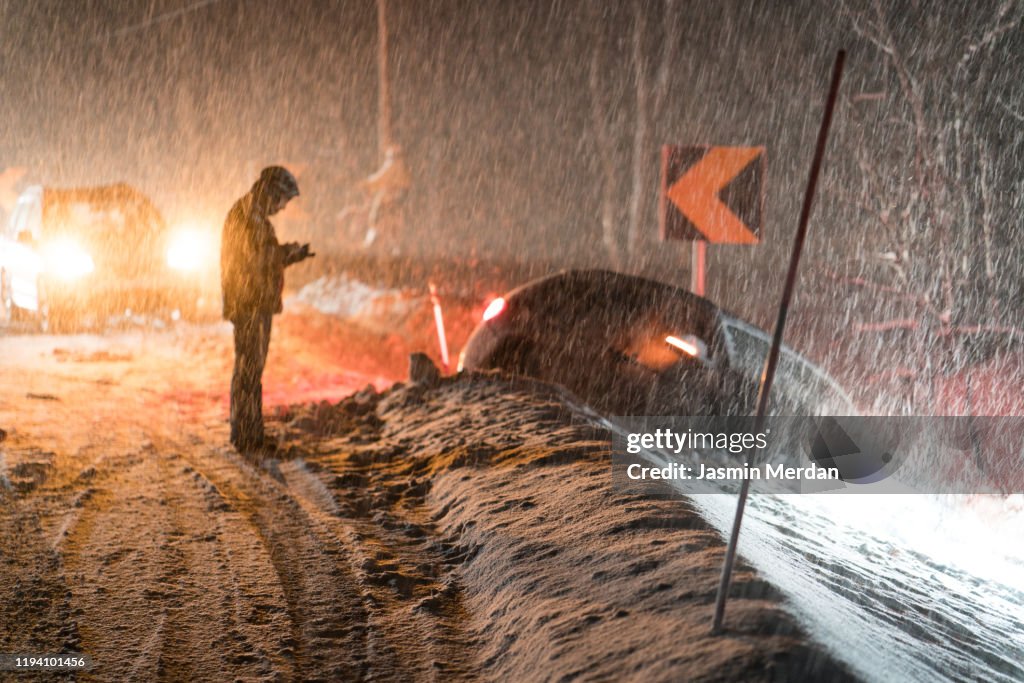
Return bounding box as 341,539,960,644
152,449,295,680
55,444,293,681
281,458,476,680
175,445,372,680
58,452,173,680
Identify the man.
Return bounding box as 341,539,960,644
221,166,313,453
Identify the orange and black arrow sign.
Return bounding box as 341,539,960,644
659,145,765,244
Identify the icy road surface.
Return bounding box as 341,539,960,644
618,429,1024,682
697,493,1024,683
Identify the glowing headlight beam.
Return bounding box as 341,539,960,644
44,239,94,280
167,227,211,271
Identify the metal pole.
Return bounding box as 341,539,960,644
376,0,392,156
691,240,706,296
711,49,846,634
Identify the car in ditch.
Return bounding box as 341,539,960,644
458,269,853,417
0,183,217,331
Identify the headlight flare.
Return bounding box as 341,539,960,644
43,239,94,280
166,227,213,271
665,334,699,357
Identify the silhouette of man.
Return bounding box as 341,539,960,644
221,166,313,453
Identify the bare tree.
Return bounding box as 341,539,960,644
841,0,1023,325
376,0,392,158
588,0,681,268
625,0,649,263
587,3,623,269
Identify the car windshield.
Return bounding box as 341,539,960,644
4,187,43,241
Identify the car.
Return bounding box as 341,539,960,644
0,183,217,331
458,269,854,417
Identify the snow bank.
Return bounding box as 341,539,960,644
285,373,854,681
289,275,422,332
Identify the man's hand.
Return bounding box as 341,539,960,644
282,242,315,265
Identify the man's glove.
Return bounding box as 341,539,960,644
282,242,315,265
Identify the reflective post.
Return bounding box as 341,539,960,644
429,282,450,373
711,49,846,634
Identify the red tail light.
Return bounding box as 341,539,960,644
482,297,506,322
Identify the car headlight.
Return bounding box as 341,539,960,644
665,334,699,357
167,227,213,271
43,239,94,280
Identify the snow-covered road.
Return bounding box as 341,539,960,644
0,317,852,681
0,320,446,680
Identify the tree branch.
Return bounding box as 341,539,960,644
956,0,1021,72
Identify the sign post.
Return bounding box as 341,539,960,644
660,145,766,295
691,240,706,296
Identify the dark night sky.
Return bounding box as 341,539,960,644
1,0,1021,328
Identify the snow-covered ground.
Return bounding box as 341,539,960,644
3,275,1020,681
0,318,850,680
291,275,423,331
0,299,851,683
